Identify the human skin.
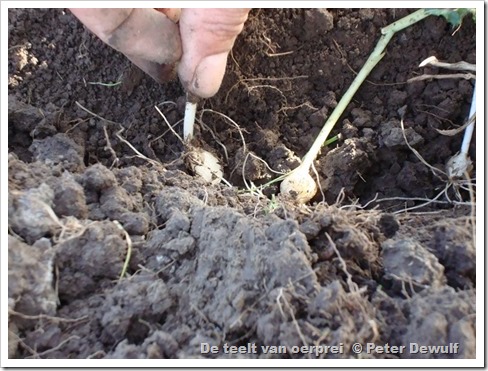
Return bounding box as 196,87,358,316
70,8,250,98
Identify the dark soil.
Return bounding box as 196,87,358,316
8,9,476,360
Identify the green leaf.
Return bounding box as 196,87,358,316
322,134,340,147
426,8,476,27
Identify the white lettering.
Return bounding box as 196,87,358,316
261,345,286,354
200,343,219,354
366,343,406,354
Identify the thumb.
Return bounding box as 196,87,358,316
178,9,250,98
186,52,229,98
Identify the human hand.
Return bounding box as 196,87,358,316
177,9,250,98
70,8,250,98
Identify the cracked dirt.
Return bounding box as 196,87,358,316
8,9,476,359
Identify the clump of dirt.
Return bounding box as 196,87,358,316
8,9,476,360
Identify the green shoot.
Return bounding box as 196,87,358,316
323,135,340,148
114,220,132,282
88,81,122,87
264,194,279,214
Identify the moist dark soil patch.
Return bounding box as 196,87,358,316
8,9,476,359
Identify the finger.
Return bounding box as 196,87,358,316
178,9,250,98
70,8,182,83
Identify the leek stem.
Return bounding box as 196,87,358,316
183,101,197,142
300,9,430,170
461,83,476,155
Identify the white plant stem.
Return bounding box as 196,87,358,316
461,82,476,155
183,101,197,141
